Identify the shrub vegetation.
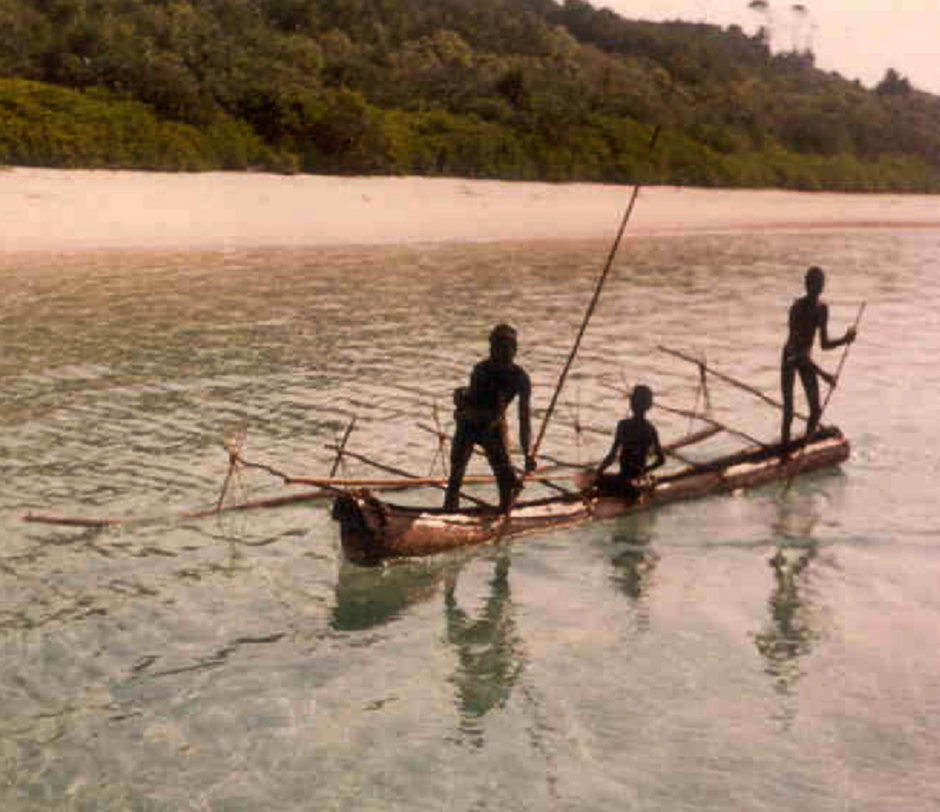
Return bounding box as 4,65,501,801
0,0,938,191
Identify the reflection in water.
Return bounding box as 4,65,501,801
608,514,659,631
611,546,659,602
754,493,827,724
330,561,452,632
753,544,820,701
444,552,525,747
331,552,527,748
2,231,936,808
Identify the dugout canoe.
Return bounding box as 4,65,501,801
330,427,851,566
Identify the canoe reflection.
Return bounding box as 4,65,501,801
331,549,526,747
330,560,453,632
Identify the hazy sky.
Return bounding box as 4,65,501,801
597,0,940,94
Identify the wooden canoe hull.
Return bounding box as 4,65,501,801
331,429,851,566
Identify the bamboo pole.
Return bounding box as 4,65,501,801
655,402,768,449
23,513,123,528
781,302,866,496
22,488,335,529
215,451,238,512
494,126,662,528
658,344,809,422
532,128,661,465
284,471,579,488
820,303,866,416
532,410,609,438
311,446,496,509
667,425,722,450
329,416,357,478
540,425,722,472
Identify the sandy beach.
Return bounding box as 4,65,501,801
2,167,939,253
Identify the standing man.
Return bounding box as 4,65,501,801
781,266,857,453
444,324,536,512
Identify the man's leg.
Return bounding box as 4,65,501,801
479,429,519,512
595,472,634,497
445,424,476,510
799,362,822,439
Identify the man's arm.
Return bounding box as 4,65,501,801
645,427,666,475
596,423,622,475
818,303,857,350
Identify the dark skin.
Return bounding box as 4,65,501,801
594,391,665,497
444,332,535,511
781,269,856,451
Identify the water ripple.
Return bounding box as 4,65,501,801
2,230,939,810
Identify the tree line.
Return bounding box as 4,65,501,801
1,0,939,191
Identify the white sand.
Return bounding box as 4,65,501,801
2,167,938,253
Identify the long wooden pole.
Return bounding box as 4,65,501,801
23,488,337,528
531,126,660,463
655,402,768,449
658,344,809,422
539,424,721,473
285,471,579,488
491,127,661,529
329,416,357,478
820,303,866,415
311,445,496,509
596,377,740,450
781,302,866,496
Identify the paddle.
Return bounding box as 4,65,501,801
780,301,866,496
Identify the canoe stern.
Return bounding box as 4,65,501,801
331,493,385,566
331,492,507,566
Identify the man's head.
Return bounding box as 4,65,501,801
630,384,654,415
489,323,518,364
805,266,825,296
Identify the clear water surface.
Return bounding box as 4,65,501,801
1,222,938,811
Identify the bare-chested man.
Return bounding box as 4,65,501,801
592,384,665,500
781,266,857,453
444,324,536,512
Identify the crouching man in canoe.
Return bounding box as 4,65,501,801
781,266,857,455
588,384,665,501
444,324,537,512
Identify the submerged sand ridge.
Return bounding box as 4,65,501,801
3,167,939,253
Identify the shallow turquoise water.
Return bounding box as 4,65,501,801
1,227,938,810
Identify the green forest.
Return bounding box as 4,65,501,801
2,0,939,191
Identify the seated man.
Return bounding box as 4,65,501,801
592,384,665,500
444,324,536,512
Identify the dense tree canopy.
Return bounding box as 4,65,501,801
1,0,939,191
